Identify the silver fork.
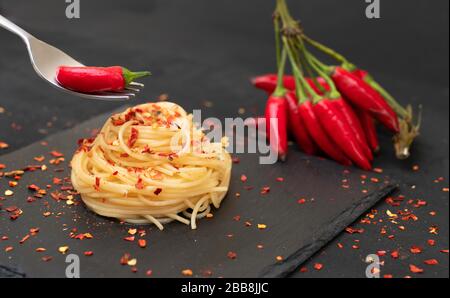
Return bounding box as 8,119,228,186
0,14,142,101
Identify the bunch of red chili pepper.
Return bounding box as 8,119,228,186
251,0,421,170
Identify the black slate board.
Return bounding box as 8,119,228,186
0,109,397,278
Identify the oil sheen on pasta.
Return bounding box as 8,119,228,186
71,102,232,230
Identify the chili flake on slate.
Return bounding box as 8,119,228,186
409,264,424,274
240,175,248,182
410,246,423,254
0,141,9,149
227,251,237,260
58,246,69,254
297,198,306,204
260,186,270,195
138,239,147,248
257,224,267,230
182,269,193,276
50,151,64,157
424,259,439,265
313,263,324,271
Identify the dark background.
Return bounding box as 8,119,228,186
0,0,449,278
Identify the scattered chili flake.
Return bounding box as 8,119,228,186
297,198,306,204
181,269,193,276
138,239,147,248
135,177,144,190
410,246,423,254
120,253,131,265
154,188,162,196
233,215,241,221
19,234,30,244
424,259,439,265
58,246,69,254
383,274,393,279
1,236,8,241
443,188,449,192
146,270,153,277
275,256,284,262
53,177,62,185
27,184,40,191
391,250,400,259
313,263,324,271
8,181,18,187
276,177,284,182
373,168,383,174
232,157,240,164
94,177,101,191
128,228,137,235
227,251,237,260
376,250,387,257
128,127,139,148
240,175,247,183
0,163,6,169
43,211,51,217
257,224,267,230
299,267,308,273
427,239,436,246
35,248,47,252
409,264,424,274
124,236,135,242
5,246,13,252
440,249,449,254
345,227,364,234
429,226,439,235
50,151,64,157
412,165,420,171
127,258,137,266
41,256,53,262
260,186,270,195
0,141,9,149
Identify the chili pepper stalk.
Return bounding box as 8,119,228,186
301,34,421,159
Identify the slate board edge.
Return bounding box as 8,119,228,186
259,184,398,278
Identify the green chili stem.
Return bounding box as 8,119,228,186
273,48,288,97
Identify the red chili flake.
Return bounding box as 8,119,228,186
424,259,439,265
391,250,400,259
35,248,46,252
345,227,364,234
128,127,139,148
120,253,131,265
41,256,53,262
84,251,94,256
0,141,9,149
111,117,126,126
146,270,153,277
1,236,8,241
181,269,193,276
227,251,237,260
120,153,129,158
50,151,64,157
30,228,39,236
410,246,423,254
440,249,449,254
299,267,308,273
373,168,383,174
138,239,147,248
52,177,62,185
135,177,144,190
260,186,270,195
94,177,101,191
376,250,387,257
276,177,284,182
232,157,240,164
429,226,439,235
233,215,241,221
0,163,6,169
5,246,14,252
5,206,18,213
383,274,393,279
154,188,162,196
313,263,323,271
409,264,424,274
427,239,436,246
443,187,449,192
297,198,307,205
27,184,40,191
337,243,344,249
240,175,247,183
124,236,135,242
19,234,30,244
112,171,119,176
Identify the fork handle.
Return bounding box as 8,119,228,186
0,14,31,42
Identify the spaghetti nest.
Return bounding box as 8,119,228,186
71,102,232,230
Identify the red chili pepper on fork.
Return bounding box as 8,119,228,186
331,67,400,133
56,66,151,93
